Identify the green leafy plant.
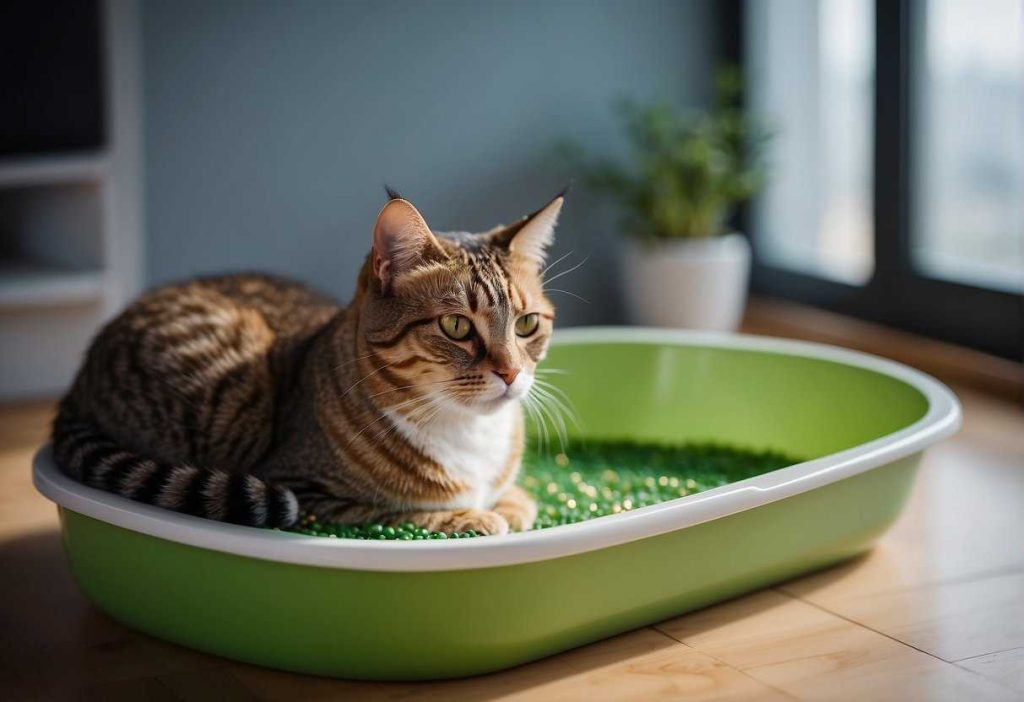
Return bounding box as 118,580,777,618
565,68,773,240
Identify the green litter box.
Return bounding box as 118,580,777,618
33,328,961,680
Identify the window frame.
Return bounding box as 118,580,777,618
728,0,1023,361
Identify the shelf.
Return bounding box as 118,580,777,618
0,153,107,188
0,262,105,308
0,0,141,401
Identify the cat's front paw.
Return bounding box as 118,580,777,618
391,508,511,536
498,505,536,533
444,509,510,536
493,486,537,532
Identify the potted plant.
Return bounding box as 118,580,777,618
567,70,772,331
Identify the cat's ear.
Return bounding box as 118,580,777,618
372,198,446,293
490,192,565,269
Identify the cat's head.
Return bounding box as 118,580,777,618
358,191,563,415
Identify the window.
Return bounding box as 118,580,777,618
911,0,1024,294
740,0,1023,360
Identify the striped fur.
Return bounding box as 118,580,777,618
52,414,297,527
52,193,562,534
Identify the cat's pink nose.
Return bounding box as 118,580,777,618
493,368,520,386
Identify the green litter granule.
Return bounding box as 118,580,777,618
290,440,800,539
522,440,799,530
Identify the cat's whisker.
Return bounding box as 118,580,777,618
387,391,441,416
540,249,575,279
366,395,435,437
366,377,463,400
542,254,589,287
339,360,395,398
536,384,577,423
526,387,562,455
535,367,568,375
380,397,438,440
331,351,376,374
418,400,447,429
536,401,567,455
532,378,574,426
533,378,581,428
414,387,462,429
544,288,589,304
345,393,435,448
521,393,549,456
372,416,404,444
535,393,579,445
532,402,552,457
366,405,435,449
531,385,569,452
534,382,576,417
411,390,448,417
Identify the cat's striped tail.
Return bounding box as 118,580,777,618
51,412,298,529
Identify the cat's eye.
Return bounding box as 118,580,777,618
439,314,472,340
515,313,540,337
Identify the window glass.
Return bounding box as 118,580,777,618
747,0,876,284
912,0,1024,293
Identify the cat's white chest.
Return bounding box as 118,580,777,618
387,403,517,510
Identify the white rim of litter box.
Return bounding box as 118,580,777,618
33,327,961,573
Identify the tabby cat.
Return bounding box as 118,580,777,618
51,191,565,535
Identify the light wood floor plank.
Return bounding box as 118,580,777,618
656,590,1019,701
795,570,1024,663
958,648,1024,695
227,628,792,701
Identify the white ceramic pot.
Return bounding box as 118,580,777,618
622,233,751,331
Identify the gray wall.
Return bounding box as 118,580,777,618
143,0,715,325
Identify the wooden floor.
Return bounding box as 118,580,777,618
1,386,1022,701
